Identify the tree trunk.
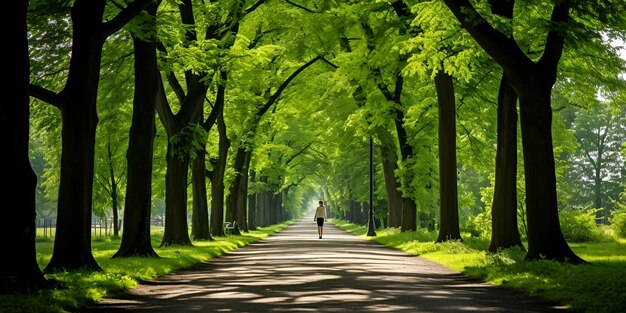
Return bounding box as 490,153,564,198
1,0,48,290
192,149,211,240
112,3,160,258
237,150,252,232
248,170,257,230
489,74,524,252
379,133,403,228
161,145,192,246
45,1,108,272
226,147,247,235
594,145,603,210
394,114,418,232
257,189,267,227
106,142,120,237
518,84,583,262
210,111,229,237
434,71,461,242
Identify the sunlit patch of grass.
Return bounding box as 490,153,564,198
2,221,291,313
333,219,626,313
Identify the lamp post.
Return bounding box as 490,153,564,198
367,137,377,236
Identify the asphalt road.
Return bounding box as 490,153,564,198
81,217,568,312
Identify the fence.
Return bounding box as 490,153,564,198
36,217,120,238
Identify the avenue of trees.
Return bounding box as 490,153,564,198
2,0,625,292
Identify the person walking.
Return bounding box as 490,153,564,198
314,200,326,239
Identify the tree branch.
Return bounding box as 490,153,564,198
245,0,267,15
28,84,63,108
442,0,530,73
102,0,154,37
285,142,313,165
285,0,320,13
258,56,322,116
539,2,570,74
155,74,175,131
202,71,226,132
156,41,186,103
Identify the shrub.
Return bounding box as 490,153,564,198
609,207,626,238
463,211,491,239
559,209,603,242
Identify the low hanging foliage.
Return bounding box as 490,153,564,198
169,123,208,161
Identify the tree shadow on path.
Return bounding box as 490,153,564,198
79,218,571,312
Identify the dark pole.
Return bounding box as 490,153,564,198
367,137,377,236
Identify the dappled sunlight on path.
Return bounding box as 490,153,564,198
82,218,568,312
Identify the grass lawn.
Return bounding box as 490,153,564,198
0,222,291,313
332,219,626,313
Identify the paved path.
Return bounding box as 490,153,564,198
83,218,567,312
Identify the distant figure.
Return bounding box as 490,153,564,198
314,200,326,239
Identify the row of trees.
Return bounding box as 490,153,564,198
3,0,625,292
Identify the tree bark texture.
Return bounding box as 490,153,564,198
489,74,524,252
161,146,192,246
45,0,109,272
434,71,462,242
114,21,159,257
519,85,582,262
192,149,211,240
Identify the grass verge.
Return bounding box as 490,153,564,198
1,222,291,313
332,219,626,313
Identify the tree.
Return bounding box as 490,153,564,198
114,2,160,257
0,0,48,291
434,71,462,242
487,0,524,252
29,0,154,272
568,105,626,216
489,73,524,251
441,0,588,261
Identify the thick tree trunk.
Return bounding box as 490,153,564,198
114,28,159,257
519,85,583,262
210,111,229,237
161,146,192,246
489,74,524,252
434,71,461,242
45,1,107,272
1,0,48,290
380,135,403,228
192,149,211,240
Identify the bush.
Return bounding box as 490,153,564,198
609,207,626,238
559,209,603,242
463,211,491,239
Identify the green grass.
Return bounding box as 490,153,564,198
332,219,626,313
1,222,291,313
